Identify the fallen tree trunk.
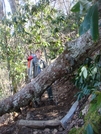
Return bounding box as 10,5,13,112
17,119,60,128
17,101,78,129
0,22,101,116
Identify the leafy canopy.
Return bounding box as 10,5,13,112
71,0,99,41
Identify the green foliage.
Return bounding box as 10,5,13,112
71,0,99,41
71,2,80,12
71,55,101,134
86,124,94,134
79,3,99,41
71,0,92,14
74,55,101,100
79,6,93,35
0,1,79,94
0,20,26,93
90,3,99,41
69,91,101,134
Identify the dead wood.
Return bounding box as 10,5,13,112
17,119,60,128
60,101,78,129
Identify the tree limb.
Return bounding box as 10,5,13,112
17,119,60,128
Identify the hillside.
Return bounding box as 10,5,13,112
0,77,81,134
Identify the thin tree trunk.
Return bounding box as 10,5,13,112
8,0,16,13
0,20,101,116
0,0,4,20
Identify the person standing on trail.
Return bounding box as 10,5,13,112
29,49,54,107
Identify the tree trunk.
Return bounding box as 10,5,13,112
0,20,101,116
8,0,16,13
0,0,4,20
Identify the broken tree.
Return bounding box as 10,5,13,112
0,21,101,116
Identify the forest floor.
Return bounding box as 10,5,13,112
0,78,86,134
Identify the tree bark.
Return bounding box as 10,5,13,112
0,0,4,20
0,21,101,116
8,0,16,13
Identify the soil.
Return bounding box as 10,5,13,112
0,77,81,134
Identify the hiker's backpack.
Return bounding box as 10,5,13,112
27,54,35,68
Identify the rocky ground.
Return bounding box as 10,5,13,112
0,77,86,134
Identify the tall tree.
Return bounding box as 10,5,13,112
0,0,4,19
8,0,16,13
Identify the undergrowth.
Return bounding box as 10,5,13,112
70,54,101,134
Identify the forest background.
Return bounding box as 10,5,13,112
0,0,101,134
0,0,78,97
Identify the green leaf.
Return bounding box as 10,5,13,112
81,66,88,79
97,93,101,106
83,69,87,79
92,67,97,74
92,123,99,134
90,3,99,41
89,102,97,112
79,6,93,35
86,124,94,134
79,0,92,11
79,3,99,41
80,76,83,83
71,2,80,12
90,94,96,101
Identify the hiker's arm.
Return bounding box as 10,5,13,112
43,60,46,68
40,59,46,68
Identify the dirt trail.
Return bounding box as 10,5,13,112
0,78,79,134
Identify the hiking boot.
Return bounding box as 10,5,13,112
48,98,55,105
31,97,41,108
33,100,40,108
49,99,54,105
48,98,57,105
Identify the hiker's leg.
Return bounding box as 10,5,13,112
32,97,41,107
47,86,53,100
32,93,41,108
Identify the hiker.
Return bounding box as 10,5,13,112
28,49,53,107
27,54,35,82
